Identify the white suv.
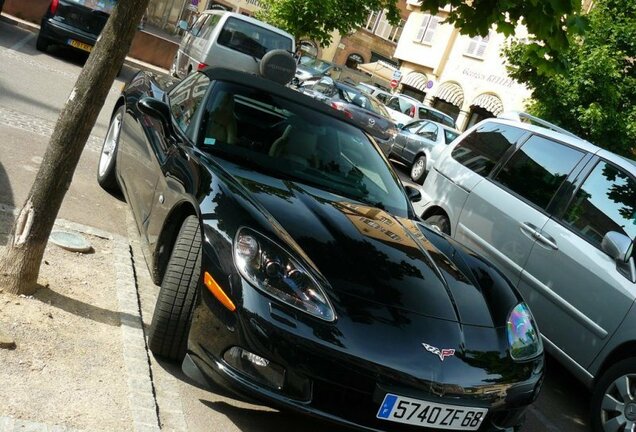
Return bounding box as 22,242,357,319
418,115,636,432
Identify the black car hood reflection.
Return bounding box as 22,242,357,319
219,161,503,327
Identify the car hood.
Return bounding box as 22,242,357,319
217,162,516,328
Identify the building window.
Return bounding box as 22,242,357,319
365,11,405,43
465,34,490,58
415,14,438,44
346,53,365,69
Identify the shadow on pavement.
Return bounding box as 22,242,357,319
33,283,141,327
0,161,14,246
199,400,352,432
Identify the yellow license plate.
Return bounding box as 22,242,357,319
68,39,93,52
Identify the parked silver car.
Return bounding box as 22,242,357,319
384,94,457,129
417,115,636,432
388,119,460,184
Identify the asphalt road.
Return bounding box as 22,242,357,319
0,16,591,432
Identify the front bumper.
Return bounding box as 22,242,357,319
184,271,544,432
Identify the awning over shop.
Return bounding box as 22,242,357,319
435,82,464,107
401,72,428,92
357,61,398,82
471,93,504,116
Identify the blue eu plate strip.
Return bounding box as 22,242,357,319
377,394,398,419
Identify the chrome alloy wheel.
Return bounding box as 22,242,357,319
411,157,425,180
99,111,122,178
601,373,636,432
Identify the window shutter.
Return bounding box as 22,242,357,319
415,14,431,41
422,16,438,43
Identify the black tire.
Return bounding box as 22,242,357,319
425,213,450,235
591,357,636,432
410,155,427,185
148,215,202,361
36,33,50,52
97,106,124,193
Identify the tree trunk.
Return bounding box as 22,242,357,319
0,0,150,295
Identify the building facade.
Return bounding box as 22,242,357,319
393,2,531,130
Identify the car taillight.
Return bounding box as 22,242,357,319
330,102,353,119
409,105,416,117
50,0,59,14
197,63,208,71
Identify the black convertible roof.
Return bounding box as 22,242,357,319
201,67,351,123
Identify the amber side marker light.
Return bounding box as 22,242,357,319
204,272,236,312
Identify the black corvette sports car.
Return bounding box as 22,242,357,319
97,61,544,431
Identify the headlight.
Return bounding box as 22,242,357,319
234,228,335,322
506,303,543,361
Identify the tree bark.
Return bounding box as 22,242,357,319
0,0,150,295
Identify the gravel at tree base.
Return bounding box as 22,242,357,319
0,236,134,431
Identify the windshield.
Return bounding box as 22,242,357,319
217,18,293,59
339,88,388,117
66,0,116,12
198,82,409,216
300,58,333,73
444,129,460,144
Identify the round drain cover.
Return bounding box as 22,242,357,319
49,231,92,253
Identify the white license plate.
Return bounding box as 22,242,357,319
376,393,488,430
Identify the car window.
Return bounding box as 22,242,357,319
66,0,116,13
197,14,221,40
312,79,334,96
403,121,424,133
398,98,415,116
444,129,459,144
494,135,586,210
375,92,390,104
217,17,293,59
417,122,438,141
190,14,208,37
198,81,409,216
386,97,401,112
451,123,525,175
168,72,211,134
563,161,636,248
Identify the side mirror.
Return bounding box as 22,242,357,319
178,20,189,31
405,185,422,203
397,123,405,129
137,97,174,135
601,231,633,263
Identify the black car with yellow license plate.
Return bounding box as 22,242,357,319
97,62,545,431
36,0,116,53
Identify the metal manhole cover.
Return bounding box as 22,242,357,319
49,231,92,253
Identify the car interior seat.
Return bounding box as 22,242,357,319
205,93,237,145
269,125,318,167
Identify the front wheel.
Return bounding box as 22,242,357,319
410,155,427,185
97,106,124,193
591,358,636,432
148,215,202,361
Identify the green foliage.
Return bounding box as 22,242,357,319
255,0,400,47
505,0,636,157
417,0,589,70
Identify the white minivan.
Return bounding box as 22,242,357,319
171,11,295,78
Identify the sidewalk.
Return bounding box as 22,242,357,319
0,209,160,432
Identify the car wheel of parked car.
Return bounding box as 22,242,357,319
591,358,636,432
97,106,124,192
410,155,427,185
148,215,202,361
35,34,50,52
425,214,450,235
